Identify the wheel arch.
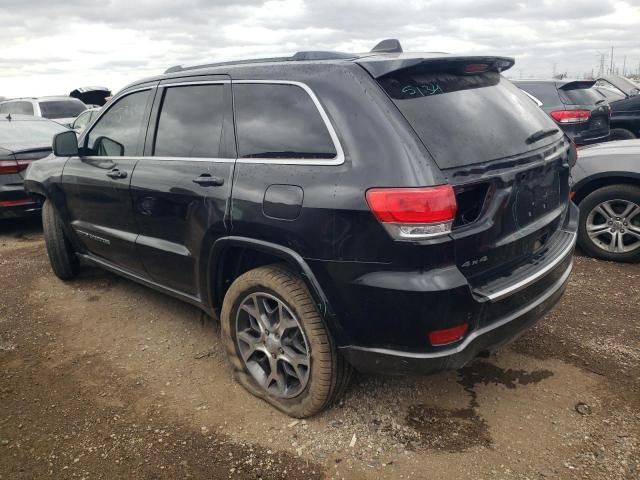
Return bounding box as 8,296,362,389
201,236,341,336
572,173,640,205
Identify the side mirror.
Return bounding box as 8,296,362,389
95,136,124,157
52,130,79,156
629,88,639,97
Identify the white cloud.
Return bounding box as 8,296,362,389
0,0,638,97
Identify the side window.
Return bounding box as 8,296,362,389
85,90,150,156
73,111,90,129
517,83,561,107
3,101,34,115
153,84,226,158
234,83,337,159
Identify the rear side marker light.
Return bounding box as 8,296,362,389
366,185,457,240
429,323,469,346
550,110,591,124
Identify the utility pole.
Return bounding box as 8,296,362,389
552,62,557,77
623,56,626,76
610,46,614,74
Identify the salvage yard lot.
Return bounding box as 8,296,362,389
1,218,639,480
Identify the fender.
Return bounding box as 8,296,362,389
204,236,341,335
572,171,640,203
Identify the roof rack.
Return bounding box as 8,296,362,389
164,50,355,74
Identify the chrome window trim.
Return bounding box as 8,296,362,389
160,80,230,87
233,80,345,166
81,80,345,167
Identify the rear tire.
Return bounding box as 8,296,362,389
221,264,351,417
42,200,79,280
577,184,640,263
609,128,636,141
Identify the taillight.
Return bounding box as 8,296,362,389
0,159,28,175
429,323,469,346
365,185,457,240
550,110,591,124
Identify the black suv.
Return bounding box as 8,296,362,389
515,80,610,146
25,41,578,417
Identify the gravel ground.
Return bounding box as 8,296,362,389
1,217,639,479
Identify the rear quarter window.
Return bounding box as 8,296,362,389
233,83,337,159
39,99,86,119
515,82,562,106
379,71,558,169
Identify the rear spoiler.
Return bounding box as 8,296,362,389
355,55,515,79
557,80,596,91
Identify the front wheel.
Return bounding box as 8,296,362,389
42,200,79,280
221,264,351,417
577,185,640,262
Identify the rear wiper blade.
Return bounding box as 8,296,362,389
526,128,560,144
595,99,606,105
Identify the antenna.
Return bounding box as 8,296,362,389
370,39,403,54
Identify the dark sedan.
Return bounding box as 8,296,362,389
0,115,68,219
571,140,640,262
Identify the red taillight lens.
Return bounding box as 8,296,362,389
429,323,469,346
366,186,457,224
550,110,591,124
0,159,30,175
366,186,457,240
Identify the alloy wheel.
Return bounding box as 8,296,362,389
586,199,640,253
235,292,310,398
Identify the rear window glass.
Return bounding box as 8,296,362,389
153,84,227,158
233,83,337,159
39,99,86,119
558,87,604,106
0,101,35,115
379,71,558,169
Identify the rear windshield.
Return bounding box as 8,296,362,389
379,70,558,169
39,99,86,119
558,86,604,106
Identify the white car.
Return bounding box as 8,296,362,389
0,96,87,127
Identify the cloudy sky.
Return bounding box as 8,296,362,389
1,0,639,98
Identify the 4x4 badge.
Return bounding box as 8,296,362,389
461,256,488,268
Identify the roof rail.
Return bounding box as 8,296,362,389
164,50,355,74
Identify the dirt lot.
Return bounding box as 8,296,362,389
1,217,639,479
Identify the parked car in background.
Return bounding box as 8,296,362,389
595,75,640,140
0,115,68,219
571,140,640,262
515,80,610,146
69,86,112,107
0,96,87,127
70,107,101,133
26,40,578,417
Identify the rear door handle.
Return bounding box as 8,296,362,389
106,169,127,179
193,174,224,187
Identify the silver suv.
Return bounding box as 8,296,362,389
0,96,86,126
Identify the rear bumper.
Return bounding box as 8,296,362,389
339,258,571,374
310,202,578,375
0,183,41,219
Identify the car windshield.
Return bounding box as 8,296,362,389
39,99,86,119
0,119,68,146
